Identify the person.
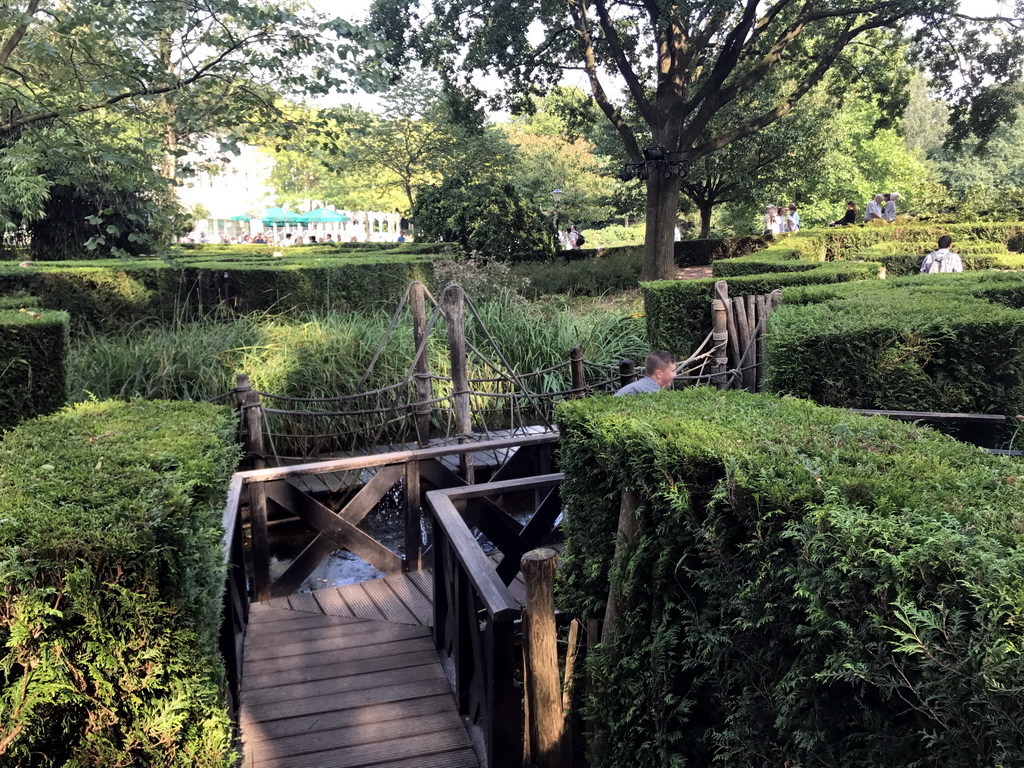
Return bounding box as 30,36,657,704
198,231,208,243
397,231,406,243
568,225,582,249
784,205,800,233
830,201,857,227
558,229,569,249
614,350,677,396
865,194,884,223
323,233,333,242
920,235,964,274
883,192,899,222
762,205,780,235
282,232,294,247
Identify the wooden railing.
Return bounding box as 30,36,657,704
428,473,565,768
219,432,561,713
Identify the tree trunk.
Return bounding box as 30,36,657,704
699,203,713,238
641,172,683,281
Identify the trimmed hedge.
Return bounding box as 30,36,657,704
0,400,240,766
711,236,826,278
643,261,881,355
763,273,1024,415
556,388,1024,767
0,250,440,329
0,307,69,431
851,242,1022,277
802,221,1024,260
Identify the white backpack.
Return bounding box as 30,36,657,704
926,250,957,274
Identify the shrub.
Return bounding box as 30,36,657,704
711,237,826,278
556,388,1024,767
432,257,529,302
0,252,440,329
763,274,1024,415
0,400,240,766
0,307,69,430
804,222,1024,260
515,248,643,297
643,261,881,355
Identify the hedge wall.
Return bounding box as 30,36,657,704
851,242,1024,277
556,388,1024,767
0,400,240,766
803,221,1024,260
0,250,438,329
711,236,826,278
762,273,1024,416
559,237,769,267
0,307,69,431
515,248,643,297
643,261,881,355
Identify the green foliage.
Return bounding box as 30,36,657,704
572,223,645,249
514,248,643,297
852,241,1016,277
711,236,826,278
643,261,881,355
432,257,530,302
0,308,69,431
414,174,556,262
810,222,1024,260
763,273,1024,416
674,236,769,266
0,400,240,766
0,250,440,329
555,388,1024,766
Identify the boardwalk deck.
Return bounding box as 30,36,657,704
241,590,479,768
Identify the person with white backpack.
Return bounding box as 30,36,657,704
920,236,964,274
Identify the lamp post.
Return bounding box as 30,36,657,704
551,188,564,245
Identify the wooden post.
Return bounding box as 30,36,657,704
444,284,474,483
569,346,585,397
618,359,635,390
732,297,751,392
521,548,569,768
410,281,433,445
404,460,422,571
712,281,730,390
235,374,270,600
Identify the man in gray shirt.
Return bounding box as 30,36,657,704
614,350,677,395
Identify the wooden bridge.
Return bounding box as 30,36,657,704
221,432,565,768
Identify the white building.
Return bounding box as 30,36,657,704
176,143,405,243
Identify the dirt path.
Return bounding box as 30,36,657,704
676,266,713,280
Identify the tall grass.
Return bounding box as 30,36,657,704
67,296,648,454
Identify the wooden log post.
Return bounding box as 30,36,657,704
569,346,585,397
618,359,635,390
732,296,752,392
234,374,270,601
404,460,422,571
712,281,730,390
602,489,639,639
743,295,757,392
410,281,433,445
521,548,569,768
444,284,474,484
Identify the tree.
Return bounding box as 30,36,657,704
0,0,366,251
371,0,1024,279
414,175,555,261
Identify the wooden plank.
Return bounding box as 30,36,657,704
241,695,461,742
243,652,441,707
244,642,436,690
337,582,389,622
848,408,1007,423
249,725,474,768
244,612,365,638
406,569,433,604
313,586,354,617
361,750,479,768
240,432,559,483
247,710,465,761
239,673,452,726
286,592,323,614
380,573,433,625
244,622,428,663
360,577,419,624
244,635,431,679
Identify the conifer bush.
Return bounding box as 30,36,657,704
0,400,240,766
0,306,69,430
556,389,1024,767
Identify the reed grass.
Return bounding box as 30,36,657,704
69,296,647,401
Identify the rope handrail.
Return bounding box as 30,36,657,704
253,377,415,402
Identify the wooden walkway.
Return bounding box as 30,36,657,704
240,572,479,768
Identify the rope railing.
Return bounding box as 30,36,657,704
226,280,777,466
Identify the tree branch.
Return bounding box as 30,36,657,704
568,0,641,160
0,0,42,70
592,0,657,128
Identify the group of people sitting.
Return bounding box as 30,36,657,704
761,203,800,234
829,192,900,227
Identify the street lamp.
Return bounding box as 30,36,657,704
551,188,564,241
